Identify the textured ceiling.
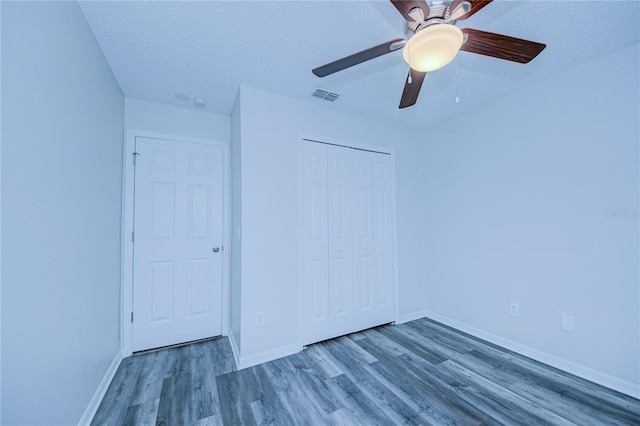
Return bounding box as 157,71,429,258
79,0,640,130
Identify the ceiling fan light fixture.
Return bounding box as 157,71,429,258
403,24,463,72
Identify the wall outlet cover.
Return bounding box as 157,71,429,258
562,314,576,332
509,302,520,318
256,311,265,327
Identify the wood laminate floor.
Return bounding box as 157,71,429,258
92,318,640,425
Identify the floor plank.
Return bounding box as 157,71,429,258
92,322,640,425
356,336,497,425
319,340,425,425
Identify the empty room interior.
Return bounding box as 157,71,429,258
1,0,639,425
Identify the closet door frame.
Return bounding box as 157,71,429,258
297,134,400,346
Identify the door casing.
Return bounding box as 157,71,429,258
121,129,231,356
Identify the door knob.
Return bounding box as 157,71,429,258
212,247,220,253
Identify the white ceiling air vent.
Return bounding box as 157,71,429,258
312,89,329,98
312,89,340,102
323,92,340,102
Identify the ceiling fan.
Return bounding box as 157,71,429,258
312,0,546,109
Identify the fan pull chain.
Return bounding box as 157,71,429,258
407,43,413,84
455,56,460,103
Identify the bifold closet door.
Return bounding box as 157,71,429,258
302,141,394,346
352,151,394,331
302,143,354,344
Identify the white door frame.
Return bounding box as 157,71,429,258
121,129,231,356
297,133,401,347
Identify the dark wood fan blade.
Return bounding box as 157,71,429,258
460,28,546,63
390,0,430,22
449,0,492,20
399,68,426,108
312,38,406,77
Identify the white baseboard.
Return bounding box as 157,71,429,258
395,310,429,325
237,343,302,370
78,350,124,426
423,310,640,400
220,329,302,371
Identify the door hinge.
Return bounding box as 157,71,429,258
131,312,134,323
131,231,135,243
133,152,140,165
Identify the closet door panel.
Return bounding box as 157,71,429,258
372,155,395,324
352,152,376,331
328,146,354,337
302,142,331,344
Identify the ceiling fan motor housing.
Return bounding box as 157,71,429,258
405,0,471,36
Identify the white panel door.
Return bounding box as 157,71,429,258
302,142,330,344
327,145,354,338
352,151,377,331
133,137,223,351
371,153,395,325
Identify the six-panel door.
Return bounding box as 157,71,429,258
133,137,224,351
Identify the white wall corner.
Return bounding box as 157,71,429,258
423,311,640,400
237,344,302,371
77,350,124,426
227,328,241,371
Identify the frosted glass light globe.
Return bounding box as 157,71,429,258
403,24,463,72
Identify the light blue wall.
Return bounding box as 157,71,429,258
421,42,639,393
124,97,230,142
1,2,124,424
233,86,427,365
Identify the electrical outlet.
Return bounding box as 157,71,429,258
509,302,520,318
256,311,265,327
562,314,575,332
